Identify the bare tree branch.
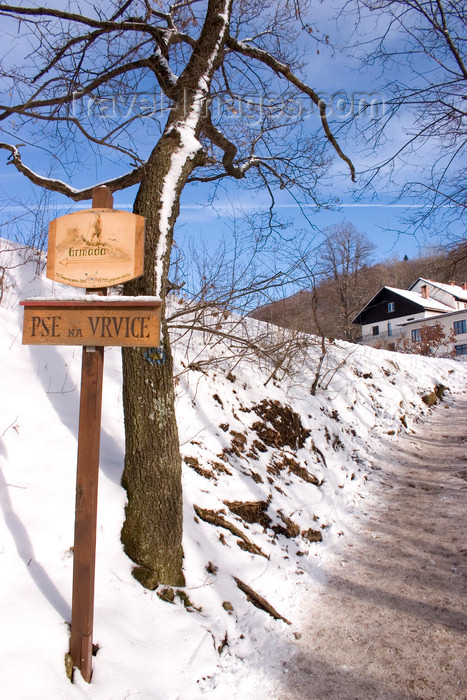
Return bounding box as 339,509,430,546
0,142,145,200
226,35,356,182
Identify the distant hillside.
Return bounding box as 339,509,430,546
251,243,467,341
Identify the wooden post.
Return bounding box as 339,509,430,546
92,184,114,209
20,184,148,682
69,343,104,681
70,186,113,682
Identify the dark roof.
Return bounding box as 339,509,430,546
352,286,452,325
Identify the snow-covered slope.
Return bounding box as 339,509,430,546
1,241,466,699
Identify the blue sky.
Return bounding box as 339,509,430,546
170,187,444,262
0,0,461,268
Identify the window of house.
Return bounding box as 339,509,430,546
453,319,467,335
372,326,379,336
387,302,395,313
411,329,421,342
387,323,392,337
455,344,467,355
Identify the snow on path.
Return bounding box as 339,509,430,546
275,391,467,700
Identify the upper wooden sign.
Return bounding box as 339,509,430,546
47,209,144,288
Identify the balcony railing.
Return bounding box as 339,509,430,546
361,328,405,343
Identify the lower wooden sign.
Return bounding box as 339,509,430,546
21,297,161,347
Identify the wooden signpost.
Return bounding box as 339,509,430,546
20,186,157,683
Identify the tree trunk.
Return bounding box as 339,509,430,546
121,326,183,589
120,141,193,589
120,0,232,589
121,193,184,588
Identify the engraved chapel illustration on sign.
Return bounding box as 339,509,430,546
47,208,145,288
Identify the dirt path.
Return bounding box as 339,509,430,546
281,391,467,700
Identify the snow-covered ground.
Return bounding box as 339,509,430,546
1,241,466,699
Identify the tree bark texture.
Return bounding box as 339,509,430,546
121,328,183,589
120,0,233,588
120,142,195,589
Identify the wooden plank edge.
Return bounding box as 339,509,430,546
20,299,162,308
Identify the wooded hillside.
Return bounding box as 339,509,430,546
250,242,467,342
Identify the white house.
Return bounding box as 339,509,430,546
352,278,467,360
401,307,467,359
409,278,467,311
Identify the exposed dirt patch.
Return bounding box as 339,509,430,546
194,505,267,558
210,460,232,476
310,440,327,465
272,512,300,539
266,453,320,485
251,399,310,450
225,500,272,530
246,438,268,460
283,455,320,485
183,456,215,480
301,527,323,543
213,393,224,407
217,430,249,464
422,383,449,406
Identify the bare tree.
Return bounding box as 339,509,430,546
0,0,355,588
318,221,375,341
167,225,306,374
343,0,467,244
167,224,327,387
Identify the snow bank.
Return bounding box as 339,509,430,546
1,242,466,698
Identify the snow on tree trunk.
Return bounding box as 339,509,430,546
120,0,232,588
